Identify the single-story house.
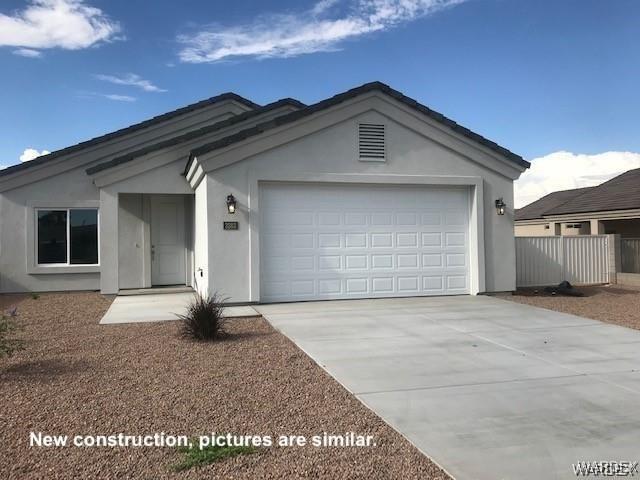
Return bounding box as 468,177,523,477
0,82,529,302
515,168,640,237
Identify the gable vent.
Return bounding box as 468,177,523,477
358,123,386,161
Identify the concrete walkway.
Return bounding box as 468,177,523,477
255,296,640,480
100,292,259,324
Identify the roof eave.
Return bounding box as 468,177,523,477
189,81,528,171
85,98,305,177
0,93,260,181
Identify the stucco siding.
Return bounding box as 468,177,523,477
515,224,552,236
0,99,252,293
205,110,517,302
194,177,209,295
118,194,145,289
0,167,100,293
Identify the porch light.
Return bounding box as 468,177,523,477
226,194,237,214
495,198,506,216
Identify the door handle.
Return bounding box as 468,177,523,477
151,245,155,261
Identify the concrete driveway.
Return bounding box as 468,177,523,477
255,296,640,480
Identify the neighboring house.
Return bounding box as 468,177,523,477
515,168,640,237
0,82,529,302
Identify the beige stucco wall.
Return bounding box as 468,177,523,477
515,224,552,236
516,221,597,237
560,222,590,236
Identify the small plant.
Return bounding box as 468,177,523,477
0,313,24,358
171,443,257,472
30,292,39,300
178,293,227,341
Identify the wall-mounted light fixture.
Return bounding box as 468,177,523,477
226,194,237,214
495,198,506,216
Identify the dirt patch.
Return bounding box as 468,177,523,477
0,292,448,479
497,284,640,330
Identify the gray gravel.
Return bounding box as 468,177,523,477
0,292,449,479
497,284,640,331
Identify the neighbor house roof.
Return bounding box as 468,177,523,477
515,167,640,221
86,98,305,175
0,92,259,178
515,187,593,221
550,167,640,215
187,81,529,171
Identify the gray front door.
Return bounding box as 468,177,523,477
150,195,186,286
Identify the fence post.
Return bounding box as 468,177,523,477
559,236,566,282
606,234,621,284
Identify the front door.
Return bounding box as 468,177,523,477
150,195,186,286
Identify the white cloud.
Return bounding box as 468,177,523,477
312,0,340,15
178,0,465,63
94,73,167,93
20,148,50,163
515,151,640,208
13,47,42,57
76,91,137,102
102,94,136,102
0,0,120,54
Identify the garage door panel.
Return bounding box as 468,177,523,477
371,254,394,269
371,233,393,247
291,256,314,271
396,232,418,247
346,278,368,294
260,183,470,302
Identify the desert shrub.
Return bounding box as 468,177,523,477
0,312,24,358
178,293,227,341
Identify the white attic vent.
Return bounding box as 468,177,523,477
358,123,386,161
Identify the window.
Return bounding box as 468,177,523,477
37,209,98,265
566,223,583,229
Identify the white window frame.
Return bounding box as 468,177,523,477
35,207,100,267
26,201,101,274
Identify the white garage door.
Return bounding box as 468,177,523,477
259,183,470,302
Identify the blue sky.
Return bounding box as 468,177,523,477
1,0,639,206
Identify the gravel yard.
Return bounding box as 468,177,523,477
498,284,640,330
0,292,448,480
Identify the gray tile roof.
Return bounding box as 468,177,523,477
86,98,305,175
0,92,259,178
515,187,593,221
515,167,640,220
550,167,640,215
188,81,529,169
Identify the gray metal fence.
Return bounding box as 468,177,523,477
515,235,610,287
621,238,640,273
